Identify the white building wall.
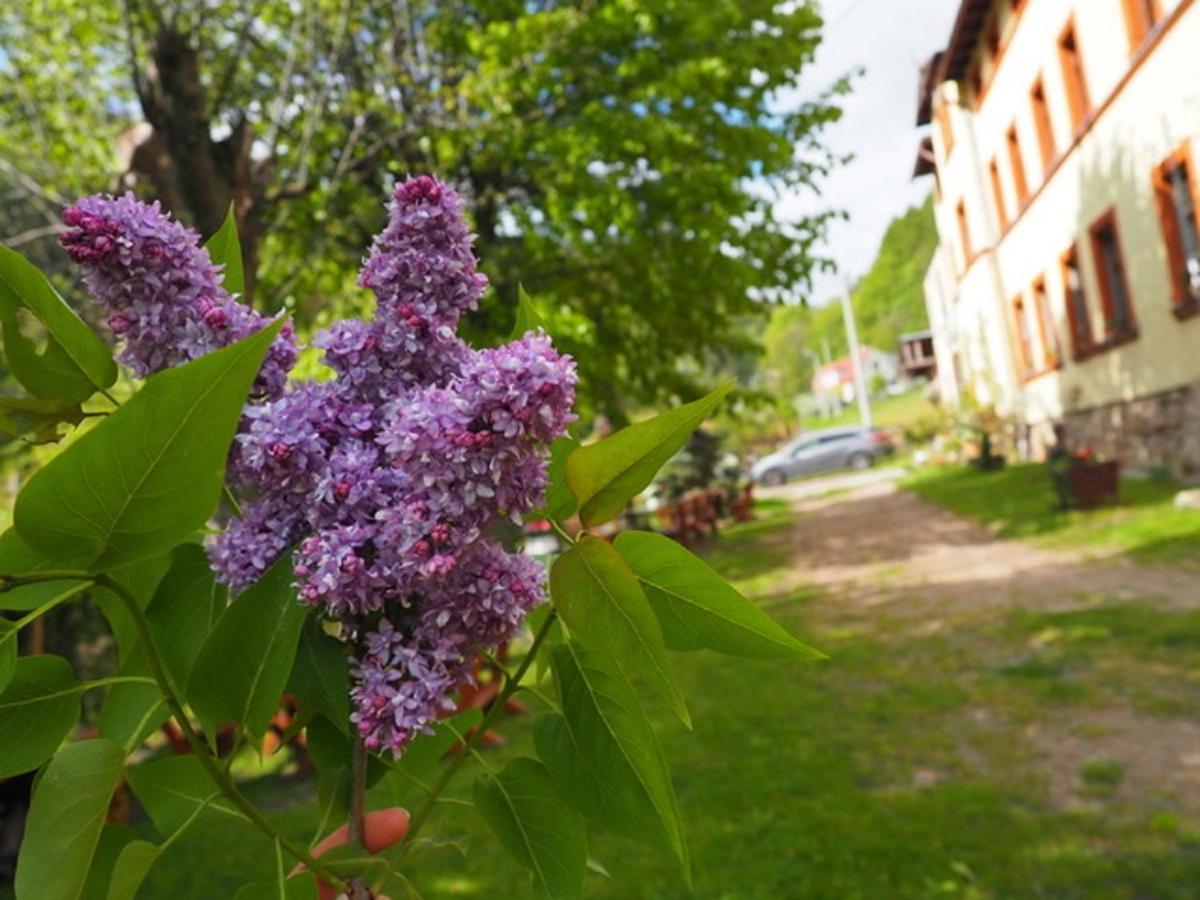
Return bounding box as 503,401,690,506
920,0,1200,464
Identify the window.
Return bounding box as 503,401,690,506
1153,144,1200,309
989,158,1009,230
1061,245,1094,357
1058,21,1091,130
1013,295,1035,374
1031,276,1059,369
956,200,973,266
1007,125,1029,205
936,101,955,157
1089,210,1136,339
1122,0,1163,50
1030,77,1056,173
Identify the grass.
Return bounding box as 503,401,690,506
903,463,1200,568
84,496,1200,898
801,386,937,433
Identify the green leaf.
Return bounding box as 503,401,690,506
550,536,688,726
536,642,688,880
203,205,246,297
474,757,586,900
105,840,160,900
97,645,167,753
0,245,117,403
0,528,93,577
613,531,824,660
188,554,307,740
306,715,386,787
0,396,84,444
0,619,15,694
146,543,227,693
232,873,318,900
13,319,284,570
80,825,138,900
387,708,483,805
287,616,349,731
531,436,580,523
0,576,89,612
230,878,316,900
511,284,548,339
124,754,244,835
0,654,82,778
565,382,732,526
14,738,125,900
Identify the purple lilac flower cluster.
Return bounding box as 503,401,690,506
60,194,296,398
61,177,576,754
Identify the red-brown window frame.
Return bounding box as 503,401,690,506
1030,77,1056,174
1060,244,1094,359
1088,208,1138,341
1057,19,1091,132
988,157,1009,230
1007,124,1029,206
1030,274,1060,371
1152,141,1200,313
1011,294,1035,376
1121,0,1164,51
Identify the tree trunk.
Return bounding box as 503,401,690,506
128,25,262,303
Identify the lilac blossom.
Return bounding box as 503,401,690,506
63,176,576,754
60,193,296,398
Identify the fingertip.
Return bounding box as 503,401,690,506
363,807,410,854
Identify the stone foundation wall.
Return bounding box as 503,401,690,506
1058,380,1200,479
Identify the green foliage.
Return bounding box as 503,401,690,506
0,654,84,778
106,840,162,900
188,554,307,741
124,754,244,834
287,616,351,731
0,254,820,898
474,758,588,900
14,739,125,900
0,246,117,404
511,286,548,340
0,0,842,417
550,536,688,726
565,382,732,526
204,206,246,297
537,643,688,878
13,320,283,569
613,530,823,659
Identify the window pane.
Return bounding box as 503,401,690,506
1167,163,1200,294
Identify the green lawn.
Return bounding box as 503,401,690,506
70,494,1200,898
801,386,937,433
903,463,1200,569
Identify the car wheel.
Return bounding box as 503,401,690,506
848,452,873,471
761,468,787,486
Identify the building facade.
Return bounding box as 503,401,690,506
915,0,1200,474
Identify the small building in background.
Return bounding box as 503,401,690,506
898,329,937,381
913,0,1200,475
812,346,900,405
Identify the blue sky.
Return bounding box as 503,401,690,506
775,0,960,306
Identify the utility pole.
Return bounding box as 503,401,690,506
820,335,840,413
839,278,873,429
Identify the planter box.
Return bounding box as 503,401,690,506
1067,460,1120,509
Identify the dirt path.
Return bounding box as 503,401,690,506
758,474,1200,816
762,476,1197,624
